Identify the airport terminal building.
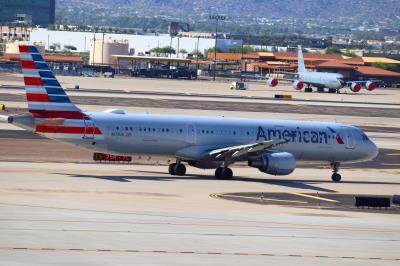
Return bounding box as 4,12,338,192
0,0,55,26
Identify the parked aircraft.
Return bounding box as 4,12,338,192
0,45,379,182
266,45,379,93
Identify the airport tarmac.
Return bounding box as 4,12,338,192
0,73,400,265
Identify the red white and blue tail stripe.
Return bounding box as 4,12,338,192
19,45,102,139
19,45,84,119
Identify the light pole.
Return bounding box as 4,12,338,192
209,14,226,81
101,31,105,73
177,37,181,58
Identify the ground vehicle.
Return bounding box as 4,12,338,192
132,65,196,79
230,81,248,90
103,71,114,78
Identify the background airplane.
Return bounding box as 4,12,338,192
266,45,379,93
0,45,379,182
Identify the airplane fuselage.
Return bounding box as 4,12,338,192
54,112,378,165
299,71,344,90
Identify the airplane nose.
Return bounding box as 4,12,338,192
368,141,379,160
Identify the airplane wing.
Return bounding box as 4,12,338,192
345,80,380,85
271,71,300,77
175,139,288,162
208,139,287,160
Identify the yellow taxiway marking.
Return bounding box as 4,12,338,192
386,153,400,156
381,163,400,166
290,193,339,203
224,194,308,204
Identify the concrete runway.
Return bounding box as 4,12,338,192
1,73,400,265
0,163,399,265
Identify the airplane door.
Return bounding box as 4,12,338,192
83,118,95,139
343,128,355,149
187,125,196,144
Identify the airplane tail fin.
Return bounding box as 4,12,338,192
297,45,306,73
19,45,85,119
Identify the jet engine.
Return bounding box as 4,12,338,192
292,80,304,90
365,81,377,91
350,82,361,92
266,77,278,87
248,152,296,175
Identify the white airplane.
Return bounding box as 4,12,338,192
0,45,379,182
266,45,379,93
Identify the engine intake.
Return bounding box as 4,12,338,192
292,80,304,90
266,77,278,87
350,82,361,92
365,81,377,91
248,152,296,175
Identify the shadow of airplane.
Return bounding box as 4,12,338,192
56,167,400,194
54,170,342,193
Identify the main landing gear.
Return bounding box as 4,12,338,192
168,160,186,176
215,167,233,180
331,162,341,182
305,86,313,93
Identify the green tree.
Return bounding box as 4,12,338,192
64,45,77,51
81,52,90,64
179,48,188,55
371,62,398,72
50,43,61,51
204,47,224,58
150,46,176,54
190,50,204,59
325,46,342,55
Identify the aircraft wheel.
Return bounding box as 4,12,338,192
175,164,186,176
168,163,176,175
331,173,342,182
305,87,312,93
221,168,233,180
328,88,336,93
318,87,325,93
215,167,223,179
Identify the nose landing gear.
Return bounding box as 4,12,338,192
331,162,341,182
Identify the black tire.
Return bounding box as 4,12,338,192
175,164,186,176
305,87,312,93
318,87,325,93
328,88,336,93
221,168,233,180
331,173,342,182
215,167,223,179
168,163,176,175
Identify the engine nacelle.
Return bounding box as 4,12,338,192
292,80,304,90
365,81,377,91
248,152,296,176
266,77,278,87
350,82,361,92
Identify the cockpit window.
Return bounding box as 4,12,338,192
362,134,369,141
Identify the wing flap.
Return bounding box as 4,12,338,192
208,139,287,160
